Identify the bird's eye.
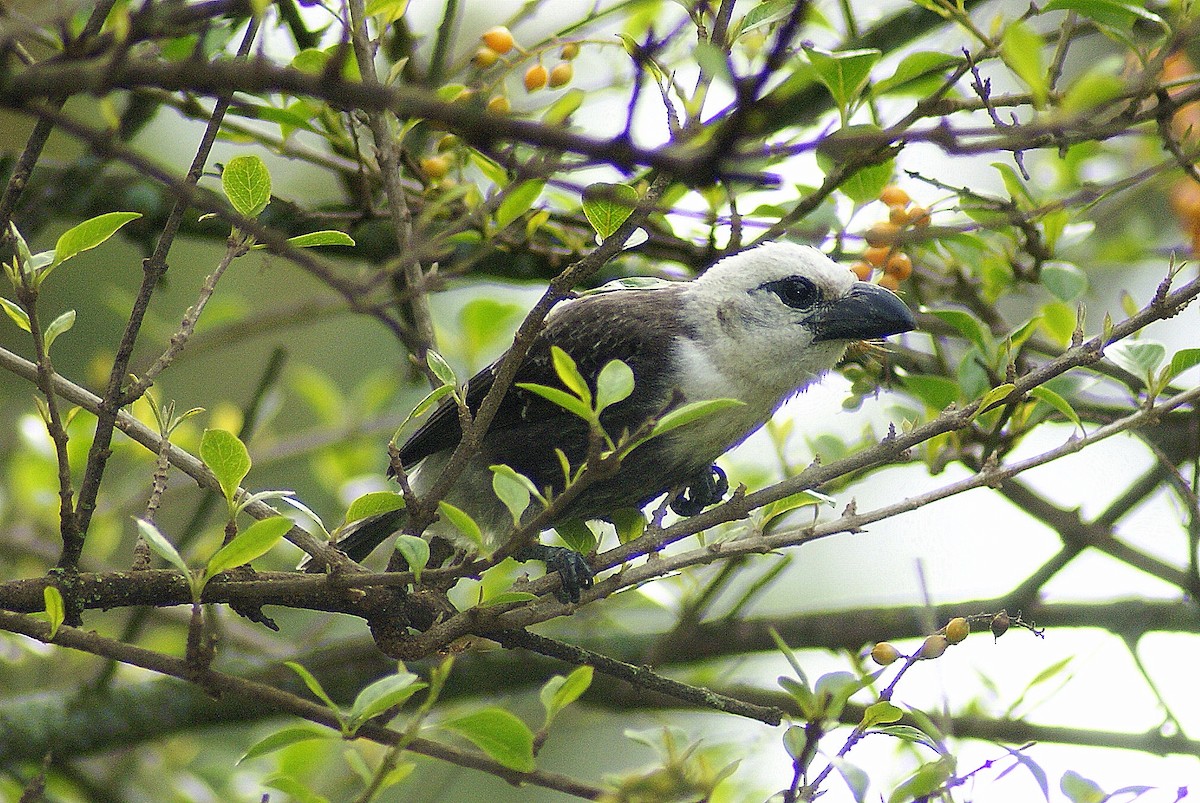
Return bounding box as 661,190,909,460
762,276,820,310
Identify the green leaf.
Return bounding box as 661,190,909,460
222,154,272,218
495,180,545,230
860,700,903,729
831,757,869,803
286,661,342,715
1040,261,1088,302
924,308,994,354
0,296,31,332
814,124,893,203
403,383,455,431
50,212,141,268
550,346,591,404
460,298,523,357
1000,21,1047,106
203,516,292,581
394,534,429,583
443,708,535,773
540,665,593,725
345,491,406,524
804,46,881,110
595,359,634,413
875,724,943,753
135,518,190,577
42,309,76,351
1060,770,1107,803
239,727,333,763
694,40,733,86
437,501,484,551
582,183,638,240
873,51,959,96
425,349,458,388
1030,386,1082,431
491,466,532,526
901,374,960,410
43,586,65,639
285,230,355,248
1061,67,1126,114
647,398,745,440
542,88,584,125
1043,0,1166,31
553,519,597,554
976,382,1017,415
993,162,1035,208
1108,340,1166,381
1165,347,1200,383
888,756,956,803
610,507,646,544
200,428,252,505
760,489,836,529
348,669,427,729
516,382,594,422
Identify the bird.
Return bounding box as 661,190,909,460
306,241,916,601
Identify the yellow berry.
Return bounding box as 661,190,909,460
472,47,499,68
864,221,900,247
889,204,911,225
945,617,970,644
436,134,458,152
918,634,948,660
419,155,451,180
909,205,931,228
524,63,548,92
884,252,913,281
877,273,901,292
560,41,580,60
549,61,573,88
481,26,515,55
850,261,873,281
871,641,901,666
486,95,511,114
880,185,910,207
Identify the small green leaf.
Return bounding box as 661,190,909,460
540,665,593,726
437,501,484,550
1108,340,1166,381
582,183,638,240
51,212,141,268
760,489,836,529
43,586,65,639
805,46,881,110
610,507,646,544
516,382,594,422
831,757,870,803
550,346,591,404
694,40,733,86
222,154,272,218
203,516,292,582
553,519,597,554
888,756,956,803
443,708,535,773
901,374,959,410
1040,261,1088,302
345,491,406,524
135,518,190,577
200,428,252,505
285,661,342,714
42,309,76,351
976,383,1017,415
874,723,943,753
491,466,532,526
425,349,458,388
1000,21,1047,106
595,359,634,413
1166,347,1200,383
0,296,31,332
285,230,355,248
1043,0,1166,31
348,669,427,729
873,51,958,96
860,700,903,729
495,180,545,230
647,398,745,440
394,534,429,583
1030,386,1082,431
542,88,584,125
924,308,994,354
1060,770,1107,803
239,727,333,763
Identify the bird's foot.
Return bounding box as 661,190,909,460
514,544,594,604
669,464,729,517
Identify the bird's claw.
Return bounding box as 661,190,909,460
669,464,729,517
514,544,594,604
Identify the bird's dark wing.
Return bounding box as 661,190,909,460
396,286,695,483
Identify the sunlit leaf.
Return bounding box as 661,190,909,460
443,708,535,773
582,183,638,240
221,154,272,218
203,516,292,582
200,428,252,504
51,212,142,268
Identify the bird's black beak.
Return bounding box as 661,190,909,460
812,281,916,342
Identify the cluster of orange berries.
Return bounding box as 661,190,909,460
473,26,579,106
850,185,930,292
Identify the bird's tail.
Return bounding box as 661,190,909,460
298,509,407,571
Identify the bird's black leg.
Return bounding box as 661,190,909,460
513,544,594,604
669,464,729,517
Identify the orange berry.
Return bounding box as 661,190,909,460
880,185,910,207
486,95,511,114
560,41,580,60
946,617,970,644
863,246,891,267
524,63,548,92
889,204,911,225
549,61,573,88
481,26,515,55
850,261,873,281
864,221,900,247
877,273,901,291
908,206,931,228
419,155,451,179
472,47,499,68
885,252,913,280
